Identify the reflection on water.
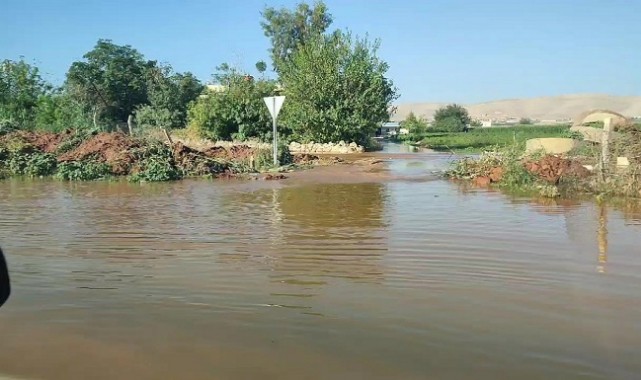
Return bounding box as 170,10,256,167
1,173,641,380
598,205,608,274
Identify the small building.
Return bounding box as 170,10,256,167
481,120,493,128
376,122,400,138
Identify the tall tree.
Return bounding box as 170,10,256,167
0,59,50,129
66,39,154,126
433,104,471,132
260,1,332,74
136,64,204,129
279,32,398,146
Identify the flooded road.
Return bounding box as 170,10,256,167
1,146,641,379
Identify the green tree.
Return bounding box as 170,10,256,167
34,91,93,132
279,32,397,146
433,116,466,133
433,104,470,132
135,64,203,129
255,61,267,75
519,117,532,125
0,59,50,129
66,39,154,127
402,112,428,137
260,1,333,74
187,64,276,141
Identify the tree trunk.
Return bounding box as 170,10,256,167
93,109,98,129
163,128,174,146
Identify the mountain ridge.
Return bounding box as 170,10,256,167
392,94,641,122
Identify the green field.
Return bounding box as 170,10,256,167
417,125,571,152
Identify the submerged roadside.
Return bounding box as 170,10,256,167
0,129,353,183
443,126,641,200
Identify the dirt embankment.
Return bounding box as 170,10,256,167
1,131,349,180
56,133,142,175
524,156,591,184
5,130,72,153
473,155,592,187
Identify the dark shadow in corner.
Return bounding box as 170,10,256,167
0,247,10,308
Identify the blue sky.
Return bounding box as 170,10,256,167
1,0,639,103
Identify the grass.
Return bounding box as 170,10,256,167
416,125,571,152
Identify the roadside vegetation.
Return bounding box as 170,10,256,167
420,125,571,152
396,104,571,152
445,124,641,199
0,1,396,181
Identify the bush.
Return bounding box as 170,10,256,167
434,104,470,126
55,161,111,181
401,112,428,141
129,141,181,182
23,153,57,177
0,119,19,135
0,136,57,177
432,116,466,132
187,68,276,141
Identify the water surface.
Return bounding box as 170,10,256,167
1,150,640,380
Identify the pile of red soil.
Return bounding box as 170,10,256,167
57,132,141,175
1,130,72,153
524,155,591,184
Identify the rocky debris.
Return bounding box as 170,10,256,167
524,155,591,184
264,174,287,180
289,140,364,154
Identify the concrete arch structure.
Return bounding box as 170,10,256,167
570,109,630,142
572,109,629,128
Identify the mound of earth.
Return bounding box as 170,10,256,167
524,155,591,184
15,130,73,153
57,132,142,175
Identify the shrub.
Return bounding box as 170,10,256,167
401,112,428,141
23,153,57,177
129,142,181,182
55,161,111,181
434,104,471,126
432,116,466,132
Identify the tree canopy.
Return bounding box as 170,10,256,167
66,39,155,125
2,0,398,147
278,31,397,146
188,64,276,141
260,1,333,74
433,104,471,132
0,59,50,129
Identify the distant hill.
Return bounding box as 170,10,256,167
392,94,641,123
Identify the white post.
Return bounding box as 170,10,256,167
272,97,278,166
263,95,285,168
600,117,612,180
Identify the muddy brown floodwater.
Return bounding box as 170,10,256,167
1,144,641,380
